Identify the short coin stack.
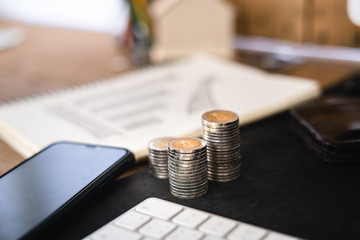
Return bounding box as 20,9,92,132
148,137,175,179
168,138,208,199
202,110,241,182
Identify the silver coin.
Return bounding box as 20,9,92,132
207,167,241,175
148,154,168,159
169,164,207,171
203,121,240,128
170,185,207,192
207,154,240,159
168,161,207,167
202,134,240,141
207,158,241,164
202,131,240,139
168,163,207,171
149,158,169,164
148,138,174,179
149,159,168,165
169,188,208,196
169,177,208,185
168,157,206,163
169,175,208,184
208,174,240,182
168,152,207,160
169,180,207,187
206,150,241,157
150,156,168,160
168,168,207,174
168,157,207,165
207,165,239,172
206,145,241,151
168,168,208,176
168,164,207,173
149,149,169,154
169,182,208,192
148,151,168,157
206,143,240,148
202,124,240,133
207,160,241,167
208,160,241,166
169,179,208,188
168,169,208,178
148,137,175,151
208,168,241,176
170,189,208,199
203,138,240,145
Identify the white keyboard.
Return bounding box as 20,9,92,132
84,198,299,240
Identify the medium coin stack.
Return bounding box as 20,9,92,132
202,110,241,182
148,137,175,179
168,138,208,199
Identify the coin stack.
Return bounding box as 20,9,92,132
202,110,241,182
148,137,175,179
168,138,208,199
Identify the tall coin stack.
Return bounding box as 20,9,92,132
168,138,208,199
148,137,175,179
202,110,241,182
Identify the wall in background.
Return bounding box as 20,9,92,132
0,0,129,35
232,0,360,47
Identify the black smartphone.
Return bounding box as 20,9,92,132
0,141,134,240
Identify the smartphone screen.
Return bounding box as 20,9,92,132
0,142,134,240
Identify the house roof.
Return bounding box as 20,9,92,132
150,0,181,19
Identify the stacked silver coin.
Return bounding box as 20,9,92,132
202,110,241,182
148,137,175,179
168,138,208,199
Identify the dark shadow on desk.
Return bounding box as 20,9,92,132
39,111,360,240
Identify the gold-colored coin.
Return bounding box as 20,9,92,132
173,139,201,149
202,110,238,123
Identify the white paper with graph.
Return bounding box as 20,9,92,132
0,54,320,161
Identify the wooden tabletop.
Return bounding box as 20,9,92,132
0,20,359,175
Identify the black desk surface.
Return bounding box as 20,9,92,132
42,93,360,240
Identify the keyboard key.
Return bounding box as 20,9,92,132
85,198,300,240
91,224,142,240
136,198,183,220
199,216,237,237
165,226,204,240
227,223,267,240
114,211,150,230
139,218,176,239
172,208,209,228
264,232,299,240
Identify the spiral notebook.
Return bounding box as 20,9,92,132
0,54,320,162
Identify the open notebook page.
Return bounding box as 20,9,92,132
0,54,320,161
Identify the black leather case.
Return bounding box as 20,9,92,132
290,97,360,163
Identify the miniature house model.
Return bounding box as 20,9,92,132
149,0,235,62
